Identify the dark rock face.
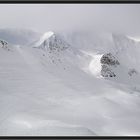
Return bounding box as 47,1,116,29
43,34,70,53
101,65,116,77
100,53,119,77
0,40,10,51
128,68,138,76
0,40,8,47
100,53,120,66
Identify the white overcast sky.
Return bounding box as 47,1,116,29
0,4,140,37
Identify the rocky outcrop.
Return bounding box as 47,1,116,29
100,53,120,77
101,65,116,77
100,53,139,78
37,33,70,53
128,68,138,77
0,40,10,51
100,53,120,66
46,34,69,52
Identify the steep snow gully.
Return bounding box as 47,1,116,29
0,30,140,136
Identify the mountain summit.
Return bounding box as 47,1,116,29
34,31,70,52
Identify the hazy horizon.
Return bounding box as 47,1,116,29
0,4,140,38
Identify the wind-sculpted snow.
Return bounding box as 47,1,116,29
34,31,54,47
0,113,95,136
1,29,140,136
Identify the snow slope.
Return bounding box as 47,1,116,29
0,30,140,136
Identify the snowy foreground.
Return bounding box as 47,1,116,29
0,29,140,136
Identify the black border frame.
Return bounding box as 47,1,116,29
0,0,140,139
0,1,140,3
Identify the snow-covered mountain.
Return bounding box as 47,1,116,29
1,29,140,136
